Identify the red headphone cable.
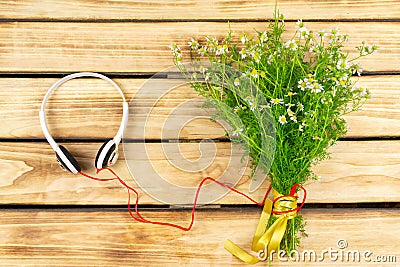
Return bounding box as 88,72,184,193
79,168,271,231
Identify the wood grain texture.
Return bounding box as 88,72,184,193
0,208,398,266
1,76,399,139
0,0,399,20
0,22,397,73
0,0,398,266
0,141,399,205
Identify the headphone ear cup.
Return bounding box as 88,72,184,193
56,145,81,174
95,139,118,169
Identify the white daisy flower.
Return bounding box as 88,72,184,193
336,59,350,70
188,38,199,50
298,78,308,91
169,43,180,53
259,104,271,111
267,54,273,64
214,86,222,93
234,104,246,113
271,98,284,105
232,128,244,137
290,115,298,122
285,40,298,51
285,103,295,108
206,36,218,46
239,48,247,59
309,82,324,93
278,115,287,125
245,96,256,111
234,78,240,86
260,31,268,42
252,52,260,63
216,44,228,55
296,19,304,28
341,73,349,80
298,26,309,39
248,49,255,57
174,52,182,58
330,27,340,37
199,65,207,74
240,34,248,44
334,73,349,87
198,46,207,56
250,69,258,78
338,77,347,87
309,45,320,53
297,102,304,111
318,30,326,38
358,87,368,96
307,72,315,79
352,63,363,76
340,34,349,42
286,91,297,97
287,108,295,117
332,88,337,97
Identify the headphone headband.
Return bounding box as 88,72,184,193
39,72,129,152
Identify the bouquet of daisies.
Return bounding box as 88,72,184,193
171,11,376,259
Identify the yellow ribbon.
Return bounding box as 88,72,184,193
224,189,298,264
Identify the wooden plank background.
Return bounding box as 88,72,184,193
0,209,399,266
1,76,399,139
0,141,399,204
0,0,399,20
0,0,399,266
0,22,398,73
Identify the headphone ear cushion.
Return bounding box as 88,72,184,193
95,139,117,169
56,145,81,174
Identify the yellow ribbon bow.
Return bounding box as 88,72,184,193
224,184,305,264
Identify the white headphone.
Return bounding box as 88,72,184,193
39,72,129,174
